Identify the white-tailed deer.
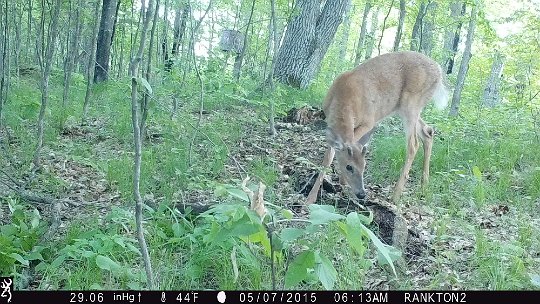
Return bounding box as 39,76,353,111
306,51,448,204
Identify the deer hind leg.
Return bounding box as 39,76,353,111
392,115,421,202
306,146,335,204
417,118,434,189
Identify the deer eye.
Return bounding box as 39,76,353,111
346,165,354,173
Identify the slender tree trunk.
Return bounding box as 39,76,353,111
410,1,427,51
63,0,82,108
83,1,102,120
160,0,169,68
420,1,436,56
364,6,380,60
273,0,350,88
33,0,62,168
267,0,279,136
172,3,189,56
377,0,395,55
354,0,371,65
94,0,118,83
338,1,352,61
449,4,477,117
13,0,22,77
444,1,466,74
482,51,504,108
0,0,7,125
140,0,160,140
129,0,155,289
233,0,256,81
393,0,406,51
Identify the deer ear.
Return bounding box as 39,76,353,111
326,129,343,150
361,145,368,155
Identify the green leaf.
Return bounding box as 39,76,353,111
472,166,482,180
95,255,122,273
126,243,142,255
138,77,153,94
9,252,29,266
226,188,250,202
314,252,337,290
308,204,345,225
281,209,294,220
280,228,304,243
284,251,316,288
31,208,41,229
376,245,402,266
358,223,399,277
51,254,67,268
344,213,367,255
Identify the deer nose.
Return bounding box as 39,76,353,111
355,191,366,199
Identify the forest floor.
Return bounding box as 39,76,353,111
0,101,540,289
1,79,539,290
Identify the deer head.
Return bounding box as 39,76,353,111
326,128,369,199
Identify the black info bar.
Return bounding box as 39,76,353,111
1,290,539,304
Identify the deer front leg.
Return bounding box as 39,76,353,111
306,146,335,205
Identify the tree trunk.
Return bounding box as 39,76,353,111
94,0,118,83
63,0,82,107
392,0,406,51
273,0,350,89
172,3,189,56
160,0,169,68
83,1,102,120
444,1,466,74
233,0,256,81
140,0,160,140
338,0,352,61
129,0,155,289
420,1,436,56
33,0,62,168
354,0,371,65
482,51,504,108
364,6,380,60
410,1,427,52
449,4,477,117
377,0,395,56
267,0,279,136
0,0,7,125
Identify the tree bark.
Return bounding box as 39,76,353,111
33,0,62,168
392,0,406,51
482,51,504,108
83,1,102,120
410,1,427,52
94,0,118,83
172,3,189,56
338,0,352,61
233,0,256,81
140,0,160,140
129,0,155,289
63,0,82,107
354,0,371,65
267,0,279,136
273,0,350,88
378,0,395,56
420,1,436,56
0,0,7,125
364,6,380,60
449,4,477,117
444,1,466,74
